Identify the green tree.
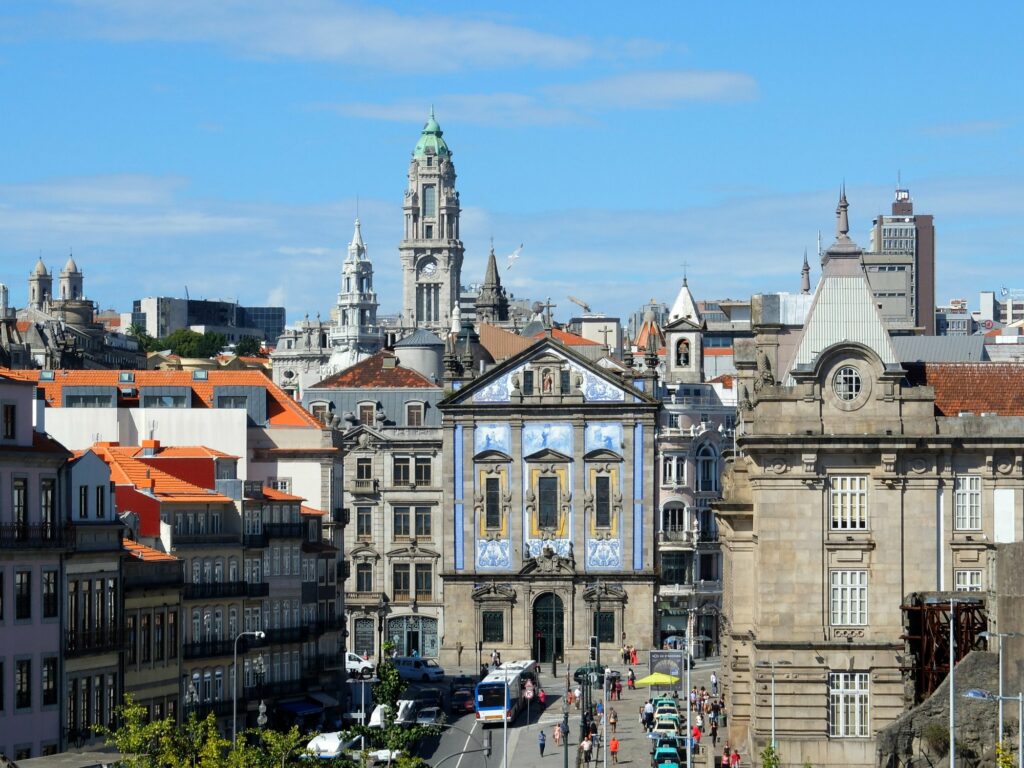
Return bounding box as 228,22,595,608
759,744,781,768
161,329,227,359
996,741,1015,768
234,336,263,357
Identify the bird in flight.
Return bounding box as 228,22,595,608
506,244,524,271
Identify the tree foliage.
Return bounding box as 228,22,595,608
997,741,1015,768
162,329,227,359
234,336,263,357
759,744,781,768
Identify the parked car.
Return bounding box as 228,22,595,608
346,652,374,679
394,657,446,682
450,688,475,715
652,745,682,768
415,707,446,726
572,664,621,686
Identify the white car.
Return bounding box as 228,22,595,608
346,652,374,679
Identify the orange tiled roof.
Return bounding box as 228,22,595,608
0,368,321,428
123,539,178,562
149,445,238,460
914,363,1024,416
633,319,665,351
532,328,601,346
312,351,438,389
93,444,234,503
708,374,734,389
258,487,305,502
478,322,534,361
300,504,323,517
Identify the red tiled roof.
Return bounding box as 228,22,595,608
708,374,734,389
0,368,321,428
633,319,665,351
123,539,178,562
93,444,234,503
150,445,237,459
532,328,600,346
312,351,438,389
258,487,305,502
300,504,323,517
478,322,533,361
916,363,1024,416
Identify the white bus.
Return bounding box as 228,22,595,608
475,659,541,724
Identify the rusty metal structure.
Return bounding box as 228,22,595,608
901,591,988,703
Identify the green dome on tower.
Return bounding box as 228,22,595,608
413,107,451,159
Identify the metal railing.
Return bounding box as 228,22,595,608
65,627,124,657
243,532,269,549
0,523,73,548
265,523,303,539
182,639,234,659
183,581,248,600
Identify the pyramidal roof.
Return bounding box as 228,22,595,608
783,190,899,383
346,218,366,262
668,279,701,325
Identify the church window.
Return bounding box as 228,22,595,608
423,186,436,217
560,370,571,393
482,611,503,642
485,477,501,529
833,366,862,401
594,476,611,528
676,339,690,367
355,563,373,593
522,371,534,395
593,610,615,644
425,224,433,239
358,404,374,425
406,403,424,427
538,477,559,529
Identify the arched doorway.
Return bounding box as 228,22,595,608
532,593,564,663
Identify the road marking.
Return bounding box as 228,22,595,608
453,718,478,768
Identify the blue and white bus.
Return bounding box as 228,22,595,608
475,659,540,724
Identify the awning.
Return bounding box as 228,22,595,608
309,692,340,708
278,699,323,717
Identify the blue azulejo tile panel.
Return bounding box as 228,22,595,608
476,538,512,569
569,363,625,402
454,425,464,502
455,503,464,570
473,373,511,403
633,503,643,571
474,422,511,455
586,538,622,569
585,422,624,454
633,423,643,500
523,422,573,456
524,538,572,559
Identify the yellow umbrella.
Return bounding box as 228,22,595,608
633,672,681,686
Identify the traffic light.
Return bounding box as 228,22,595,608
589,635,598,662
483,733,492,757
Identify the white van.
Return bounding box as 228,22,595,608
393,657,445,682
346,652,374,679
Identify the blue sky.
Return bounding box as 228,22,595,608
1,1,1021,327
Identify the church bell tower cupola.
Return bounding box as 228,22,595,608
400,109,464,332
332,218,381,353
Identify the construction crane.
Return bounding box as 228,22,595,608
567,295,592,314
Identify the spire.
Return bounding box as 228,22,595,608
33,257,49,276
800,249,811,294
836,184,850,240
475,242,509,323
451,304,461,336
483,244,500,287
669,275,701,325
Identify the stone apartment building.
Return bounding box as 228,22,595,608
301,350,445,661
717,194,1024,767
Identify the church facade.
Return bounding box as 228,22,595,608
438,335,660,670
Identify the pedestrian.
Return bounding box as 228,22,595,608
553,723,562,746
710,671,719,696
630,646,638,666
596,700,604,718
609,736,620,764
608,707,617,734
574,686,582,710
621,645,629,664
616,680,623,700
491,649,498,667
538,730,546,757
692,724,702,753
696,712,704,733
710,721,719,748
539,688,547,706
730,748,741,767
495,650,502,666
689,686,698,713
580,736,593,766
721,745,730,768
627,668,636,689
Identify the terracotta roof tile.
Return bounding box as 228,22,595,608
709,374,734,389
258,487,305,502
532,328,601,346
0,368,321,428
312,351,438,389
93,444,234,503
478,322,533,361
300,504,323,517
913,363,1024,416
122,539,178,562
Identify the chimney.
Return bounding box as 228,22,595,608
34,387,46,433
141,439,160,456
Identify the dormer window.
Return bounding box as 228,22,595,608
358,403,375,425
406,403,424,427
833,366,862,401
119,372,135,383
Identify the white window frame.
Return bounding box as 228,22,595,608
830,570,867,626
829,671,869,737
954,569,982,592
954,475,982,530
830,476,868,530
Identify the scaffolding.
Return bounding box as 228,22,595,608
900,591,987,703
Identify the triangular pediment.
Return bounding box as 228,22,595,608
473,449,513,463
341,423,388,449
384,544,441,560
523,448,573,463
582,448,623,462
663,315,703,333
349,544,380,561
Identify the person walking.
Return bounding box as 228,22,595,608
538,730,546,757
729,748,741,767
608,707,617,734
579,736,593,766
490,649,498,668
574,686,582,710
539,688,547,706
609,736,620,764
710,671,719,696
627,668,635,689
710,721,719,748
553,723,562,747
721,745,730,768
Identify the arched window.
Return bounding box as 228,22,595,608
697,444,718,493
676,338,690,367
661,504,689,533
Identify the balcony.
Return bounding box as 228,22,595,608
658,583,695,598
695,579,723,595
260,626,309,644
265,523,303,539
244,679,306,700
345,590,383,603
243,532,269,549
123,559,183,590
247,581,270,598
65,627,124,657
658,528,696,547
182,639,234,659
175,533,239,546
193,700,234,718
0,523,73,549
183,581,248,600
351,478,378,495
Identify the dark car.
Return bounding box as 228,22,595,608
411,687,445,710
449,674,478,694
450,687,475,715
573,664,622,687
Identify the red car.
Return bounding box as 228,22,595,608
450,688,475,715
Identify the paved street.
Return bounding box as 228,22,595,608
418,658,730,768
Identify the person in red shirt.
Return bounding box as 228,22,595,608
609,737,620,764
729,748,741,767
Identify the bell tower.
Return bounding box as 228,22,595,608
399,109,464,332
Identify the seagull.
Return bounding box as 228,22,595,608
505,243,524,271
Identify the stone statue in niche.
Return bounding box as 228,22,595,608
542,369,553,394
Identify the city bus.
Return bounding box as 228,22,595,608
474,659,540,724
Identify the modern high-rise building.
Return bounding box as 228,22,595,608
126,297,284,342
865,187,936,335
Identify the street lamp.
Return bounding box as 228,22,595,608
375,594,390,675
184,680,200,717
256,700,268,729
964,688,1024,768
756,660,792,751
979,631,1024,744
561,692,570,768
233,630,266,746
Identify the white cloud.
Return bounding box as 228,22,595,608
548,69,757,108
329,93,580,127
60,0,593,72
